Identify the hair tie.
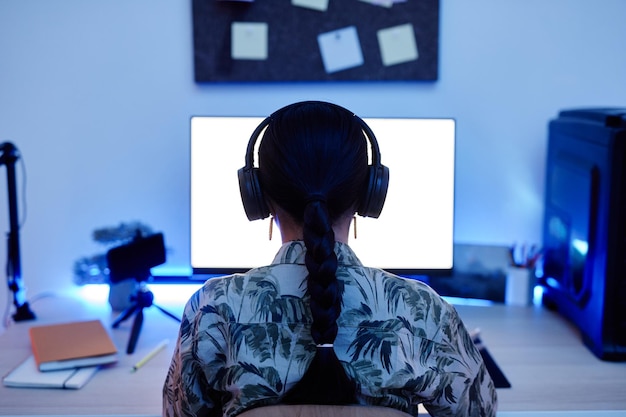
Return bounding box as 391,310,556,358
316,343,334,349
305,193,327,205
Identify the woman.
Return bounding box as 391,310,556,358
163,101,497,417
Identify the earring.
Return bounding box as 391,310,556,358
269,216,274,241
353,216,357,239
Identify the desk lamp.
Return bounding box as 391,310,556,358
106,232,180,354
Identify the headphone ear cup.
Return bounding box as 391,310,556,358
238,167,270,221
358,164,389,218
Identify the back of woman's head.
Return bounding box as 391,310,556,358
258,101,368,222
258,101,367,404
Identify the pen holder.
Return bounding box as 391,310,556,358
505,266,535,306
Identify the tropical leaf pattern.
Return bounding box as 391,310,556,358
163,241,497,417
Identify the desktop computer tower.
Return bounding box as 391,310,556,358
541,108,626,361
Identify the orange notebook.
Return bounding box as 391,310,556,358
29,319,118,372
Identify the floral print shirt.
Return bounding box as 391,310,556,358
163,241,497,417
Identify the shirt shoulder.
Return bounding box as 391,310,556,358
339,265,454,343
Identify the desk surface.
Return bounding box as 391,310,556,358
1,293,181,416
1,291,625,416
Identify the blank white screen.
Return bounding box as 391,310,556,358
190,116,455,273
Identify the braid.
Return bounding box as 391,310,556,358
303,201,340,345
282,200,357,405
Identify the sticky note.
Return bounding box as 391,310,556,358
317,26,364,73
231,22,268,60
359,0,408,6
359,0,394,8
377,23,418,66
292,0,329,12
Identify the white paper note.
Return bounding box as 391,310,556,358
377,23,418,66
317,26,364,73
231,22,268,60
292,0,329,12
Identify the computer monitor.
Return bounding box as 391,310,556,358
190,116,456,278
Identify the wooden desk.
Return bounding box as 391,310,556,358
455,303,626,413
1,292,625,416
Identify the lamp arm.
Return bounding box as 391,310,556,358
0,142,35,321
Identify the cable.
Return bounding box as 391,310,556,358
17,151,27,229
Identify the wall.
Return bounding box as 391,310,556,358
0,0,625,298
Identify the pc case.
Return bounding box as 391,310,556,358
541,108,626,361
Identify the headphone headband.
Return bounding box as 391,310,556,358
242,117,271,171
238,102,389,221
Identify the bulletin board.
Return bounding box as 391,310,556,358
192,0,439,82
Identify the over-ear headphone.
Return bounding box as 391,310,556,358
237,102,389,221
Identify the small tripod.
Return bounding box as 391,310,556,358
111,281,180,354
107,232,179,354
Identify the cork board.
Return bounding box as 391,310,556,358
192,0,439,82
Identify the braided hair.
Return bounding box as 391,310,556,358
257,101,369,404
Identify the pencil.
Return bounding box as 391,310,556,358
130,339,169,372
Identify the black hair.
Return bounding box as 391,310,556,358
257,101,367,404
